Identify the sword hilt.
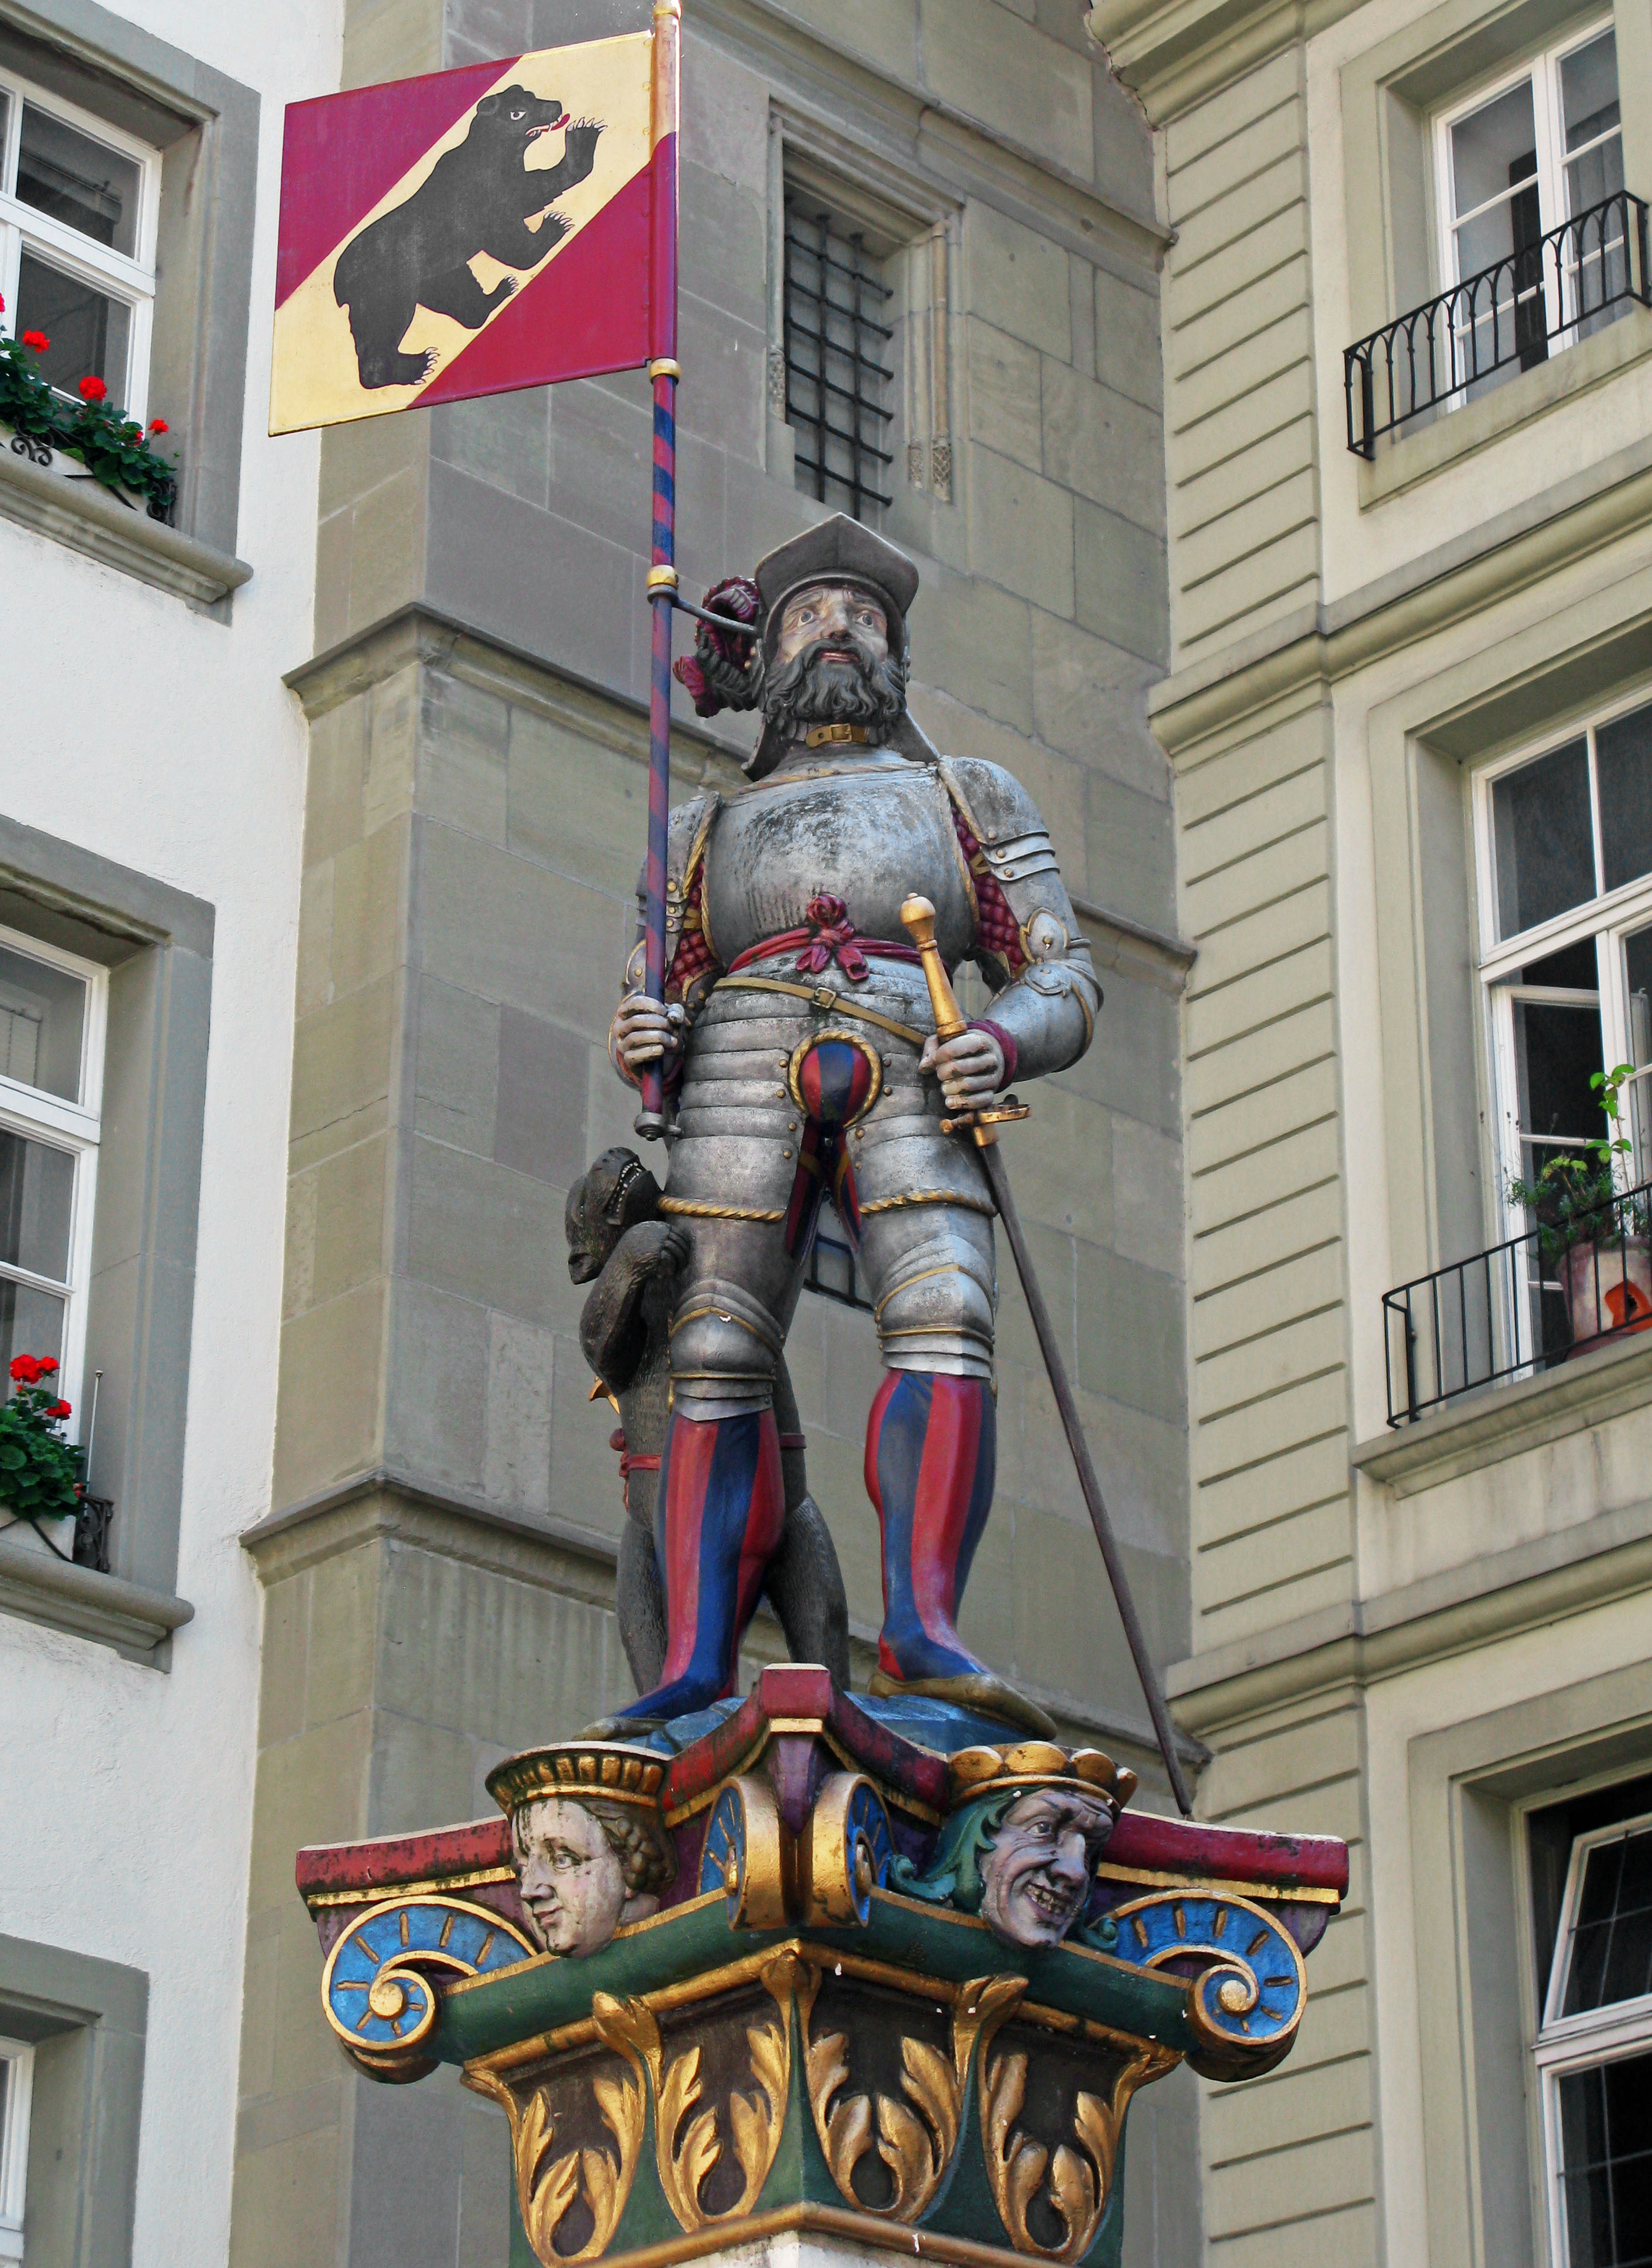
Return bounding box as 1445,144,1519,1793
900,895,1029,1149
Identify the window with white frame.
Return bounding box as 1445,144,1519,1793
1476,694,1652,1224
1435,21,1626,388
0,926,104,1432
0,2037,31,2262
1529,1778,1652,2267
0,65,158,420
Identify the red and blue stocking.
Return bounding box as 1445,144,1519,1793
865,1371,995,1685
614,1407,785,1722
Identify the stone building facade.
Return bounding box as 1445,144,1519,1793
1091,0,1652,2258
228,5,1195,2265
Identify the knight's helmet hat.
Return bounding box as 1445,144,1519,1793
754,512,921,663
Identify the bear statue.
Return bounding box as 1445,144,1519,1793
566,1148,850,1708
333,86,603,389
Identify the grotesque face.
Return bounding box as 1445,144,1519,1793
512,1797,636,1957
762,579,906,741
977,1789,1115,1950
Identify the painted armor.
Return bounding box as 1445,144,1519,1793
606,517,1099,1732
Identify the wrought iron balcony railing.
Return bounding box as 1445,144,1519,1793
1345,190,1652,458
1382,1178,1652,1426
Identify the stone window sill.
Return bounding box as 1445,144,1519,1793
0,440,251,610
1356,302,1652,511
0,1531,193,1663
1352,1326,1652,1500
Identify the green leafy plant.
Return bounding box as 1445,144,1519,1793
1508,1062,1649,1259
0,321,177,521
0,1355,84,1529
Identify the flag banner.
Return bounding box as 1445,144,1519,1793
271,32,660,435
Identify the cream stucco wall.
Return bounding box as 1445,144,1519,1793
0,1,334,2261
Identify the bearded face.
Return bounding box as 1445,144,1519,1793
761,578,908,741
977,1789,1115,1950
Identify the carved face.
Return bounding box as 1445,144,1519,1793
774,581,889,671
513,1797,636,1957
763,580,906,741
977,1789,1114,1950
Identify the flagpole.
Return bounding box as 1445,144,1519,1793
637,0,681,1142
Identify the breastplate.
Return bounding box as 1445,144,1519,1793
701,756,976,966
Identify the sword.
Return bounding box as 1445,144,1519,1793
900,895,1195,1819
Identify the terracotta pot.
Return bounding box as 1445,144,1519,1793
1562,1234,1652,1355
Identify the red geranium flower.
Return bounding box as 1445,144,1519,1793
37,1358,57,1376
78,375,107,402
47,1401,71,1420
21,331,48,353
9,1355,42,1385
148,418,168,435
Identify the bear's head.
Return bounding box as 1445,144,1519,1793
472,85,567,151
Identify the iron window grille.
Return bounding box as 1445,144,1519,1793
783,191,895,519
1346,189,1650,454
1381,1175,1652,1424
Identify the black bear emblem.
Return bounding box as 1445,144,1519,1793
333,86,604,389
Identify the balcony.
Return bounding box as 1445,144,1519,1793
1344,191,1652,458
1382,1178,1652,1425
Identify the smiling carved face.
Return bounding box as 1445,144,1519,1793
513,1796,632,1957
977,1788,1115,1950
773,582,889,674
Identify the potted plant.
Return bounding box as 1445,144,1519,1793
0,309,177,522
1509,1064,1652,1357
0,1355,85,1556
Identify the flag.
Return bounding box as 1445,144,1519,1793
270,32,663,435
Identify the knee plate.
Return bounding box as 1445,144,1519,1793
669,1274,785,1415
873,1225,997,1378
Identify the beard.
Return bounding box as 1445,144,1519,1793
760,635,908,741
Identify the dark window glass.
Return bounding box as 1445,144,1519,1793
14,251,129,406
1493,739,1595,937
16,103,139,254
783,191,894,523
1556,2050,1652,2266
1512,997,1606,1179
1531,1775,1652,2006
1597,703,1652,894
1565,1827,1652,2014
1522,939,1602,989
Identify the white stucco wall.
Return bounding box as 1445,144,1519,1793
0,2,338,2261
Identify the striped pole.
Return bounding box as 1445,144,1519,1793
638,0,681,1140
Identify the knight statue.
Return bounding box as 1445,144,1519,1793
608,514,1101,1738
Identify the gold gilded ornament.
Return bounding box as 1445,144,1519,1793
592,1950,795,2233
980,2036,1167,2263
471,2048,646,2268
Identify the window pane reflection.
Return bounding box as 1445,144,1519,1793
0,945,86,1102
1513,993,1606,1182
1494,740,1595,937
16,103,140,255
1557,2049,1652,2266
0,1279,65,1376
1597,704,1652,893
0,1130,73,1283
1563,1827,1652,2014
15,252,130,405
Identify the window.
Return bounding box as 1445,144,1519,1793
0,2039,30,2264
0,66,157,421
803,1205,873,1313
783,186,895,521
1436,23,1626,386
0,925,104,1432
1477,695,1652,1212
1530,1776,1652,2267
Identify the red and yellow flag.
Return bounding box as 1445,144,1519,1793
270,33,664,435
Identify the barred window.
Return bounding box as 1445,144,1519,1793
783,191,895,521
803,1207,873,1313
